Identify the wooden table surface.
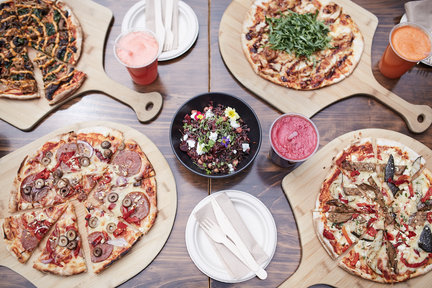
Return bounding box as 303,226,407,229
1,0,431,287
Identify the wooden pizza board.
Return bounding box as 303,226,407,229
219,0,432,134
280,129,432,287
0,121,177,288
0,0,163,131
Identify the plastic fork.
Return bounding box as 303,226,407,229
163,0,174,51
199,218,267,280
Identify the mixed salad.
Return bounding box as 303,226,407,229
179,102,251,175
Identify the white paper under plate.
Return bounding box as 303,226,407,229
121,0,199,61
400,14,432,66
185,190,277,283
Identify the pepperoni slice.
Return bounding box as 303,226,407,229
87,232,113,263
20,173,49,202
21,229,39,251
112,150,142,176
122,192,150,222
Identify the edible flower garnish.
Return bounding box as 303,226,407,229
224,107,239,121
195,111,205,121
221,136,230,148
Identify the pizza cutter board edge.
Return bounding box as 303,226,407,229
279,128,432,287
0,0,163,131
0,120,177,288
218,0,432,134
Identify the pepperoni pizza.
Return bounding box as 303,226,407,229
2,126,157,276
0,0,85,103
315,137,432,283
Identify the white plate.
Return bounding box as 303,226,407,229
185,190,277,283
121,0,199,61
400,14,432,66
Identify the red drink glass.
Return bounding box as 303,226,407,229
379,22,432,79
269,113,319,169
114,29,161,85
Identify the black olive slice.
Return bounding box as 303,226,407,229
60,187,70,197
133,181,142,187
385,155,395,182
103,149,112,158
67,240,77,250
53,169,63,179
107,192,119,203
80,156,90,167
23,185,32,195
89,217,98,228
101,140,111,149
45,151,53,158
122,197,132,207
41,157,51,166
34,178,45,189
106,222,117,233
58,235,69,247
66,229,77,241
57,178,69,188
93,246,102,257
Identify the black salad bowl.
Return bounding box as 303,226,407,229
170,92,262,178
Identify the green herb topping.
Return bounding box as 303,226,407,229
266,11,332,58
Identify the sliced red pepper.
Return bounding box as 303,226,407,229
338,193,348,204
108,203,116,210
407,231,417,238
323,229,335,240
394,175,410,186
367,227,377,237
401,253,429,268
125,216,140,224
350,170,360,177
386,232,395,241
427,212,432,224
408,184,414,198
91,235,103,246
421,187,432,203
342,226,353,245
350,252,360,267
100,174,112,184
59,151,76,165
73,241,81,258
121,206,136,220
352,213,359,219
357,203,376,213
367,218,377,228
35,169,50,180
113,222,128,237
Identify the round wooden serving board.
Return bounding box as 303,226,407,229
0,121,177,288
0,0,163,131
280,129,432,287
219,0,432,134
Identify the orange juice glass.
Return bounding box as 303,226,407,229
379,22,432,79
114,29,161,85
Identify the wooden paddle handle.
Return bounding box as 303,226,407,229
88,75,163,123
370,82,432,134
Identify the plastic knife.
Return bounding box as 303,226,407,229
211,197,268,280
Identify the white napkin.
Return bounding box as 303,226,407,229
194,192,268,280
405,0,432,30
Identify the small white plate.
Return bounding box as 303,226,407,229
185,190,277,283
400,14,432,66
121,1,199,61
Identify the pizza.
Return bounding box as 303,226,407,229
2,126,157,276
315,137,432,283
2,203,67,263
0,0,85,103
33,203,87,275
241,0,364,90
32,52,86,104
84,204,142,273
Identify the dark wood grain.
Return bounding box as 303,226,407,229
0,0,431,287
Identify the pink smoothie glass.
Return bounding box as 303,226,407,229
114,29,161,85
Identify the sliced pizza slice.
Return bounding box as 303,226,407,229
33,203,87,275
84,203,142,273
91,178,157,234
335,138,377,185
2,203,67,263
316,167,380,214
338,229,392,283
313,210,380,259
32,52,86,105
